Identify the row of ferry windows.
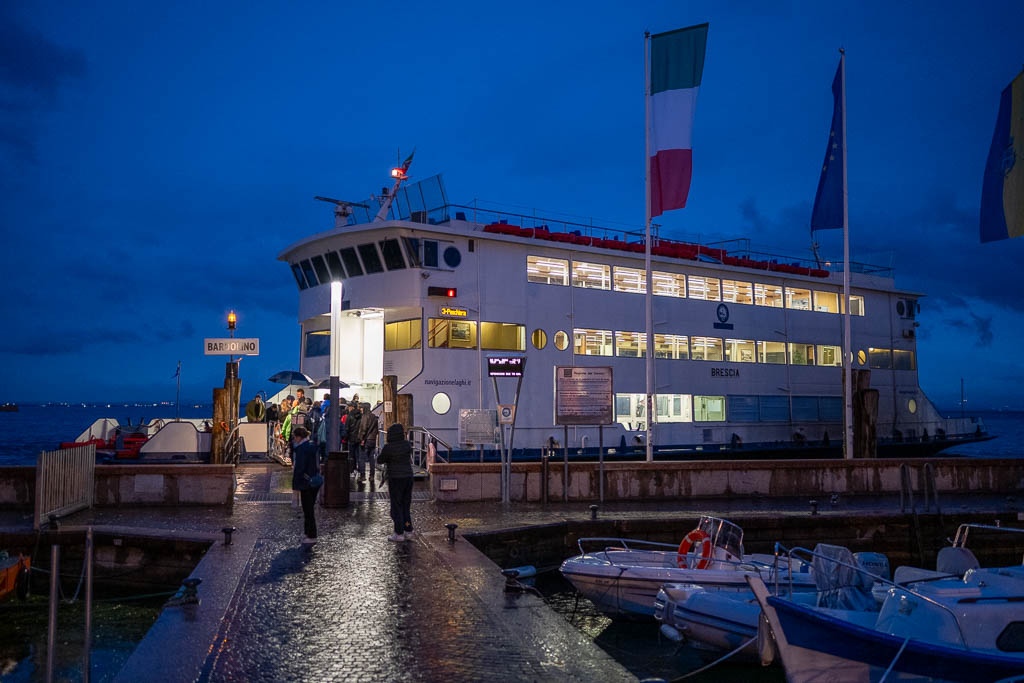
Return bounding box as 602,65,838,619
526,256,866,315
375,320,915,370
612,393,844,425
291,238,458,290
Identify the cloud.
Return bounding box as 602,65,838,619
0,6,86,161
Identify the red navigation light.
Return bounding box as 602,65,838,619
447,288,456,297
427,286,457,298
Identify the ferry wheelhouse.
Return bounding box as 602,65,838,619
279,171,987,459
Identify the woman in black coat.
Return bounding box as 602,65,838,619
291,427,320,545
376,423,414,542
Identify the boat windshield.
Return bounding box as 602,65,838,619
697,516,744,560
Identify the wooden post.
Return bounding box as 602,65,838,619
381,375,398,433
396,394,414,432
851,369,878,459
226,362,241,435
211,387,229,464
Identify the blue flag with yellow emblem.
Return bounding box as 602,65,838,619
810,59,844,231
980,70,1023,243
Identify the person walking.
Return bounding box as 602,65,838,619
356,402,379,483
376,423,414,542
291,427,320,546
346,401,363,481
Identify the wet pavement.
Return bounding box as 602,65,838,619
2,463,1019,682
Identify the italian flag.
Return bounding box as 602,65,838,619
648,24,708,217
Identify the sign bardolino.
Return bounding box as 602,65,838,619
204,338,260,355
554,366,613,425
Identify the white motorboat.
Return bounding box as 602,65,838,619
750,525,1024,682
655,545,888,662
560,516,815,619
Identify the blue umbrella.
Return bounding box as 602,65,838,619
267,370,316,386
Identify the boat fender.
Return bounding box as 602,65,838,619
505,565,536,579
659,624,685,643
677,529,713,569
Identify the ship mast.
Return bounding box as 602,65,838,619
375,150,415,222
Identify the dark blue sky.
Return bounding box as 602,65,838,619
2,1,1021,409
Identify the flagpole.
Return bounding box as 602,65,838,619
643,31,654,463
840,48,853,460
175,360,181,421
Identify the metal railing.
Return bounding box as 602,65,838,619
952,523,1024,548
408,426,451,468
35,444,96,530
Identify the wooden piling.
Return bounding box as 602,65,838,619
381,375,397,433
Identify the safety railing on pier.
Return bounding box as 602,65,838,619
408,426,451,471
34,443,96,530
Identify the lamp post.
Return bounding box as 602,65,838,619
226,310,239,434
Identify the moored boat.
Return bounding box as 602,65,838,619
560,516,815,619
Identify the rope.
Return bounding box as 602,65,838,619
670,635,756,682
878,636,910,683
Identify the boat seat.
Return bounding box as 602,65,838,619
936,546,980,577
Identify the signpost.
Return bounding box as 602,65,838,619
554,366,614,502
203,338,260,356
488,355,526,503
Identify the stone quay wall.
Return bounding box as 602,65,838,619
0,464,235,508
428,458,1024,503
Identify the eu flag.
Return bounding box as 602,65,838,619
980,70,1023,243
810,60,844,231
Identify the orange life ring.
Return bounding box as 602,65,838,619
677,529,713,569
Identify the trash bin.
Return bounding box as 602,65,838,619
322,451,350,507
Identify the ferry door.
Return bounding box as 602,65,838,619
337,309,384,406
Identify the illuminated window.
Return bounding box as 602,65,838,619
789,343,816,366
694,395,726,421
481,322,525,351
652,271,686,298
527,255,569,285
615,393,692,430
572,261,610,290
384,319,422,351
848,295,865,316
755,283,783,307
786,288,812,311
893,349,916,370
653,334,688,360
724,339,756,363
573,328,613,356
531,329,547,350
908,398,917,414
431,392,451,415
814,291,840,313
722,280,753,305
757,341,787,364
857,349,866,365
691,336,724,361
688,275,721,301
553,330,569,351
869,347,892,369
657,394,692,422
427,318,477,349
615,331,646,358
817,345,842,366
305,330,330,357
613,266,646,294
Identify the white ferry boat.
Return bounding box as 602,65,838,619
278,167,988,460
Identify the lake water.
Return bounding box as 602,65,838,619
0,405,1021,466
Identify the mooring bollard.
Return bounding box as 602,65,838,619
810,499,819,515
445,523,458,544
222,526,237,546
830,493,839,507
167,577,203,607
590,504,599,520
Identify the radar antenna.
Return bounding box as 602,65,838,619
315,196,369,229
374,148,415,222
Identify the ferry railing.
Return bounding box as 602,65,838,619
771,542,972,651
576,537,805,576
408,426,451,468
34,444,96,530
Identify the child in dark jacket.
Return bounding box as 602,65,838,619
291,427,320,545
376,423,414,542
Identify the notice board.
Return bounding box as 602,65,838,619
554,366,613,425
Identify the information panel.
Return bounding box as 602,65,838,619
487,355,525,377
554,366,613,425
458,409,499,447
